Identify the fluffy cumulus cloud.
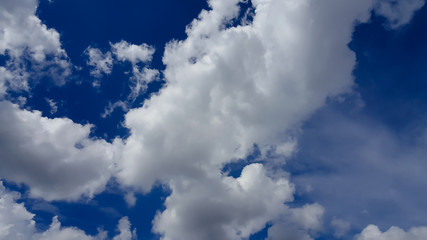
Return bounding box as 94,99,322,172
0,0,71,93
0,182,135,240
357,224,427,240
0,101,122,201
111,41,155,65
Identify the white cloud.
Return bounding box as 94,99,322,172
0,182,135,240
85,47,114,79
101,100,129,118
110,41,158,99
0,182,35,240
111,40,155,65
45,98,58,115
0,0,71,92
376,0,425,28
356,224,427,240
0,101,122,201
128,66,159,100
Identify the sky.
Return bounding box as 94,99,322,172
0,0,426,239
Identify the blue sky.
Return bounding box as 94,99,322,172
0,0,427,239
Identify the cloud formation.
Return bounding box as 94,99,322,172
0,0,425,239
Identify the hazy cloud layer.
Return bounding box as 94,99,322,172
289,101,427,237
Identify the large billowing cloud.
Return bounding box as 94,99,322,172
116,0,425,239
0,101,122,201
119,0,373,191
0,182,136,240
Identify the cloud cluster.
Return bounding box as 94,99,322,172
0,182,136,240
0,0,425,239
86,41,159,99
